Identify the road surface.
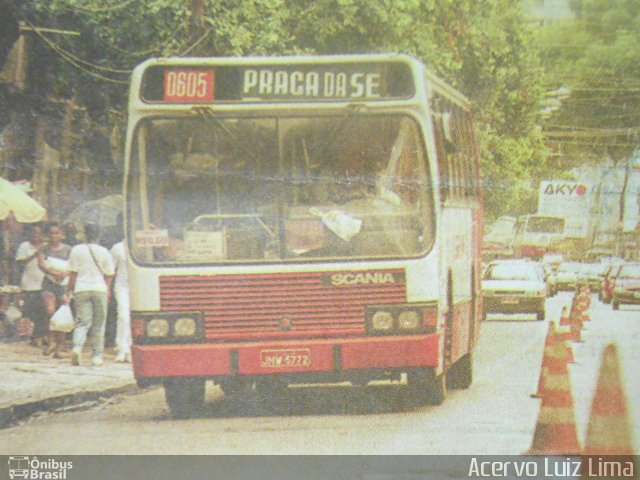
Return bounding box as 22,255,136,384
1,292,638,454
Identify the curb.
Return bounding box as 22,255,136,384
0,383,141,429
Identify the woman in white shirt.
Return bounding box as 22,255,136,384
15,224,45,345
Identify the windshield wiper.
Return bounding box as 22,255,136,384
191,106,262,161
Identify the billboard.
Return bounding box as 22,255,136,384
538,180,594,238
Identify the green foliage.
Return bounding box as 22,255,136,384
538,0,640,165
16,0,549,220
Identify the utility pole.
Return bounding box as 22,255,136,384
617,157,631,258
187,0,207,56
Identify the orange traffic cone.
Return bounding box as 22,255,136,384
560,306,571,326
527,337,581,455
582,285,592,308
569,293,580,319
555,326,576,363
531,321,557,398
570,313,584,343
583,344,635,455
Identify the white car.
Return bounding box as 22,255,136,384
555,262,583,291
482,260,547,320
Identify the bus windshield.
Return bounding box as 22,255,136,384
128,113,435,264
526,216,564,234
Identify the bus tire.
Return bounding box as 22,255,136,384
164,377,205,419
446,353,473,389
612,299,620,311
218,378,254,398
537,309,545,321
407,368,447,406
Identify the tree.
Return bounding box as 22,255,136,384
538,0,640,166
14,0,547,220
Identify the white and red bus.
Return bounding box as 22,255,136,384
513,214,565,259
124,54,483,417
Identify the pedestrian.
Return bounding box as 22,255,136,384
110,214,131,362
15,223,45,345
65,222,114,366
62,222,80,247
38,221,71,358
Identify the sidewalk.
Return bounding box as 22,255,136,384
0,339,137,428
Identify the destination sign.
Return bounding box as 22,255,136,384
141,62,414,103
163,69,214,103
242,68,383,100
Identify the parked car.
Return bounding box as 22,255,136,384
601,262,625,303
612,263,640,310
482,216,516,261
482,260,547,320
555,262,583,291
578,263,607,294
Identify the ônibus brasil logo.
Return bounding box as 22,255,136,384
8,456,73,480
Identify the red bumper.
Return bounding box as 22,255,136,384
132,334,440,379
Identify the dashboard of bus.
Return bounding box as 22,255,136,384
126,113,436,265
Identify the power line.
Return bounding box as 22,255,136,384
544,78,640,86
554,95,640,103
545,140,639,147
23,17,132,75
539,43,628,49
23,18,129,84
45,37,131,74
570,87,640,93
71,0,136,14
178,28,212,56
545,113,640,125
544,126,640,138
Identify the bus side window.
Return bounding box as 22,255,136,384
433,112,451,202
442,110,464,201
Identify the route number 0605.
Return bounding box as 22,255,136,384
164,70,214,102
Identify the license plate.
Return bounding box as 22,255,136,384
260,349,311,368
501,297,520,305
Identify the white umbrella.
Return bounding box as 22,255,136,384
0,176,46,223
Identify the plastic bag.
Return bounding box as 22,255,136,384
49,304,75,333
3,304,22,325
44,257,71,286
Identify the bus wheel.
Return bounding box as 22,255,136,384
164,377,205,419
446,353,473,389
407,368,447,406
537,309,545,321
218,378,254,398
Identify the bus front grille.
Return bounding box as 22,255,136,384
159,270,407,340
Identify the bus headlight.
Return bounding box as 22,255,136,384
371,311,394,332
132,311,204,343
398,310,420,330
174,317,197,336
147,319,170,337
366,304,435,335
